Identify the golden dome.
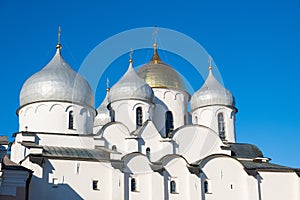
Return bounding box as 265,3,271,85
137,43,186,92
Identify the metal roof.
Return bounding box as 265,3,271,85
240,160,296,172
229,143,263,159
42,146,110,161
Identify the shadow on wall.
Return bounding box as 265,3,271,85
28,159,84,200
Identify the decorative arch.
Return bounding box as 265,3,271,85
23,106,34,117
174,92,183,101
132,102,146,111
49,103,64,112
34,104,48,113
65,105,76,112
163,90,176,100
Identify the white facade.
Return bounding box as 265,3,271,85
8,40,300,200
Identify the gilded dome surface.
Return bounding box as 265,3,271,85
109,61,154,103
190,68,235,110
137,44,186,93
20,49,94,107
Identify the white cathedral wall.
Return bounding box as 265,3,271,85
200,156,251,200
152,89,188,135
163,156,198,200
28,159,120,200
173,125,228,163
18,102,95,135
191,105,236,143
258,171,299,200
110,100,152,133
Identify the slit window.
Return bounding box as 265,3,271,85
92,180,100,190
52,178,58,188
146,147,151,158
68,111,74,129
131,178,137,192
204,179,212,194
170,180,176,193
136,107,143,127
165,111,174,136
218,113,225,140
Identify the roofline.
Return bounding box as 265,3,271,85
190,104,238,113
16,100,96,116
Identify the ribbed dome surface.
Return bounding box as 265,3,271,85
137,45,186,93
190,68,235,110
20,49,94,107
109,62,154,103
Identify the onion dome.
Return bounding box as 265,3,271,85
20,45,94,108
137,43,187,94
190,66,235,111
108,58,154,103
94,92,110,126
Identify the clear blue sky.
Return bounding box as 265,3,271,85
0,0,299,167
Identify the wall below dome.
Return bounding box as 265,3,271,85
191,105,236,143
109,99,153,133
18,102,95,135
152,88,188,137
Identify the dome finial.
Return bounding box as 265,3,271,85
106,77,110,92
208,56,213,71
56,26,62,50
129,48,133,63
151,26,161,64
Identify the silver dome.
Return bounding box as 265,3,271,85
190,68,235,111
109,61,154,103
20,49,94,108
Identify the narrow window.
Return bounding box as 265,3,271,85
52,178,58,188
204,180,209,193
112,145,117,151
165,111,174,137
131,178,136,192
218,113,226,140
68,111,74,129
108,106,115,122
195,116,198,124
170,180,176,193
146,147,151,158
92,180,100,190
136,107,143,127
76,163,80,174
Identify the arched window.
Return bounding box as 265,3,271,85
204,180,209,193
136,107,143,127
131,178,136,192
146,147,151,158
170,180,176,193
218,113,226,140
68,111,74,129
165,111,174,137
112,145,117,151
195,116,198,124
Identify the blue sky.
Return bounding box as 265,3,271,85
0,0,299,167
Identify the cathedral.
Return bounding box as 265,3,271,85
0,34,299,200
